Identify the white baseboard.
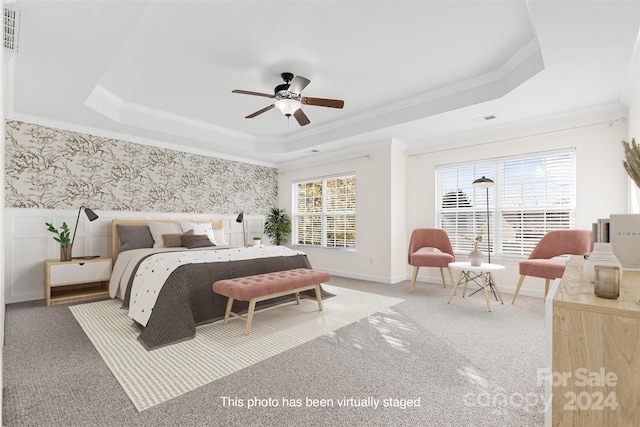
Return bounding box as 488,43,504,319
324,270,545,299
4,208,263,304
321,268,396,284
408,273,545,299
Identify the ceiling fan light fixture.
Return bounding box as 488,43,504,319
233,73,344,126
274,98,301,116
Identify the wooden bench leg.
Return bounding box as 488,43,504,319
221,283,325,336
223,297,234,324
314,284,323,311
245,299,257,335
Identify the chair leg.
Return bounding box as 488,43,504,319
447,268,457,296
409,266,420,293
544,279,550,298
511,275,526,305
438,267,447,288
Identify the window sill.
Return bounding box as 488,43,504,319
292,245,356,254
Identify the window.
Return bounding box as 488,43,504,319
436,149,576,256
293,174,356,249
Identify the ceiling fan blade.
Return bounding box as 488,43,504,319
288,76,311,95
246,104,275,118
232,89,275,99
293,109,310,126
301,97,344,109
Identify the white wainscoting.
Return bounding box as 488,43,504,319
4,208,264,304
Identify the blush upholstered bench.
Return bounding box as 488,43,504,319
212,268,331,335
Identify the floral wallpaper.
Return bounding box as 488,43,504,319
4,121,278,214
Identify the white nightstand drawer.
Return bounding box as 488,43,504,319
49,259,111,286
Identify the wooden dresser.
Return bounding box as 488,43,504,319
547,256,640,426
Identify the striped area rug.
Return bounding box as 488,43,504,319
69,285,404,412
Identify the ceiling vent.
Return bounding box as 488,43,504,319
4,6,21,53
470,114,497,123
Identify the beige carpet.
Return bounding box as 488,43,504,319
69,285,404,412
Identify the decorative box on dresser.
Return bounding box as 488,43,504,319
43,257,111,306
547,255,640,426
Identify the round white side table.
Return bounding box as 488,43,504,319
448,261,505,312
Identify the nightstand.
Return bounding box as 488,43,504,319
43,257,111,306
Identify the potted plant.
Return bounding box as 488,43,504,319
253,236,262,246
264,207,292,245
46,222,72,261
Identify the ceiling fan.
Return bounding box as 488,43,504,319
232,72,344,126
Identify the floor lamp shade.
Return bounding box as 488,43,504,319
71,206,99,257
472,176,494,263
472,176,494,189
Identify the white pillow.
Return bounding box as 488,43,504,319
148,221,183,248
212,228,228,246
180,221,217,245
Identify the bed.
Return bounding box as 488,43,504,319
109,218,321,350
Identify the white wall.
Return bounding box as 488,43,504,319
389,139,408,281
1,40,5,422
278,141,407,283
4,208,263,303
406,113,629,297
629,70,639,143
626,43,640,212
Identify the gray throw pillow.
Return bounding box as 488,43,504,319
181,234,215,249
117,225,155,252
163,229,194,247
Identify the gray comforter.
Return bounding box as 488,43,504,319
123,251,318,350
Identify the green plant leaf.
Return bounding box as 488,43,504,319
45,221,72,244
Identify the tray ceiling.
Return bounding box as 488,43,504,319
4,1,639,165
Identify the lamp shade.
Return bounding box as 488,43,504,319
84,207,99,222
236,212,244,223
472,176,494,188
274,99,301,116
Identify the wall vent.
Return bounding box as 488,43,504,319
4,6,21,52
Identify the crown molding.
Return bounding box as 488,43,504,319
407,103,629,155
74,35,544,157
84,84,256,141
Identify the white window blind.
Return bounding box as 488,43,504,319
436,149,576,256
293,174,356,249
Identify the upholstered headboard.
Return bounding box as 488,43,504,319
111,219,224,262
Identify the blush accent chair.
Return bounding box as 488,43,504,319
511,229,592,304
408,228,456,293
